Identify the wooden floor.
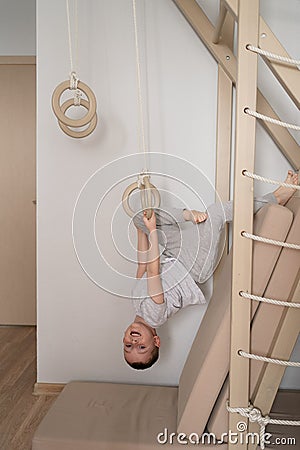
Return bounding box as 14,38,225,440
0,326,56,450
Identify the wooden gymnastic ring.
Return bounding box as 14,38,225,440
58,98,98,138
122,182,139,217
122,180,161,218
52,80,97,127
140,176,154,219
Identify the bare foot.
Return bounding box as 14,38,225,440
274,170,299,205
183,209,208,224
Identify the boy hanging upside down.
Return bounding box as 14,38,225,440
123,171,298,370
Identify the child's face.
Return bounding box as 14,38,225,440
123,322,160,365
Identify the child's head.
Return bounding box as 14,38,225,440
123,318,160,370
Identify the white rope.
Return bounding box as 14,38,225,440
245,108,300,131
240,291,300,309
242,231,300,250
66,0,80,105
132,0,149,171
227,402,300,450
239,350,300,367
66,0,78,75
246,44,300,68
243,170,300,190
69,72,81,105
69,71,79,90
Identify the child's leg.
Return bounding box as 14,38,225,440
207,192,278,227
254,192,277,213
193,192,278,283
208,170,298,226
273,170,298,205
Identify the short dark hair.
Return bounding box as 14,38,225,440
125,347,159,370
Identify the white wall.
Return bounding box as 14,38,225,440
37,0,217,386
36,0,299,387
0,0,36,55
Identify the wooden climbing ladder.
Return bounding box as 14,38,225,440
173,1,300,449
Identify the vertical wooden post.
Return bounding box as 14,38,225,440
214,8,234,269
215,5,234,205
228,1,259,449
215,68,232,204
215,68,233,258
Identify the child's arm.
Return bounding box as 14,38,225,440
136,227,148,279
143,212,164,305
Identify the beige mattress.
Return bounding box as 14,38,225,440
32,200,299,449
32,381,226,450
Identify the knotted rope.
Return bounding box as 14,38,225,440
227,402,300,450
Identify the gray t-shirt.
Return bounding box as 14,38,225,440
131,258,206,328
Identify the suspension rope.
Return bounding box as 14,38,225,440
52,0,97,137
122,2,160,219
238,350,300,367
245,108,300,131
241,231,300,250
132,0,149,171
246,44,300,68
227,402,300,450
240,291,300,309
66,0,78,76
243,170,300,190
66,0,82,105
